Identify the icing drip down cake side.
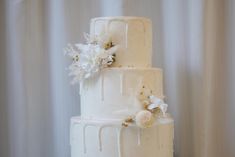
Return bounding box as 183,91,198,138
68,16,174,157
90,17,152,67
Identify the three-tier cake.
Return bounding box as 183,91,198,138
67,16,174,157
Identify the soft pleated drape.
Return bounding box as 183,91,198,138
0,0,234,157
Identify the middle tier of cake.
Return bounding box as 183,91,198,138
80,68,163,119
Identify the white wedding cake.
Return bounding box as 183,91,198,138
66,16,174,157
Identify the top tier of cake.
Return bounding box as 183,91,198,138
90,16,152,67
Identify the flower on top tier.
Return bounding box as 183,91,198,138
64,33,118,84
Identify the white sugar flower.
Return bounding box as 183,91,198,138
64,44,80,60
148,95,168,116
135,110,154,128
64,33,118,84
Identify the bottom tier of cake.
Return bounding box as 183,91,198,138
70,116,174,157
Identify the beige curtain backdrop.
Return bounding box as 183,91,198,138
0,0,234,157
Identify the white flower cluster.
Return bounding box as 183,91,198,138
122,86,168,128
64,33,118,84
135,110,154,128
135,96,168,128
148,95,168,116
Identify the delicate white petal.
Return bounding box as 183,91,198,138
147,95,168,116
64,33,118,84
106,45,118,55
149,95,164,104
159,103,168,116
83,32,91,43
147,103,159,110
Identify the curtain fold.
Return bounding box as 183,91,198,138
0,0,234,157
0,0,8,157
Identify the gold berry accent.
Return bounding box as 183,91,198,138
143,103,149,110
125,117,134,123
72,55,79,61
122,122,129,127
104,41,114,50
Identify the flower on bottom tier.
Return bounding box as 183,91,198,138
135,110,154,128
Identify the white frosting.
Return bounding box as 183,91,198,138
80,67,163,119
70,16,174,157
70,116,174,157
90,16,152,67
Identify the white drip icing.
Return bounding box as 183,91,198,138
93,19,106,35
116,127,123,157
82,124,88,153
136,77,144,95
79,82,83,95
70,121,74,146
79,118,175,155
136,20,146,46
71,116,174,157
156,125,160,149
125,24,128,48
106,20,111,33
106,19,147,48
106,19,129,49
81,121,124,155
159,125,163,149
83,123,102,153
72,117,174,156
169,124,174,150
137,128,142,146
158,72,163,97
101,74,104,101
133,77,143,106
82,123,103,153
120,73,124,95
98,126,104,151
